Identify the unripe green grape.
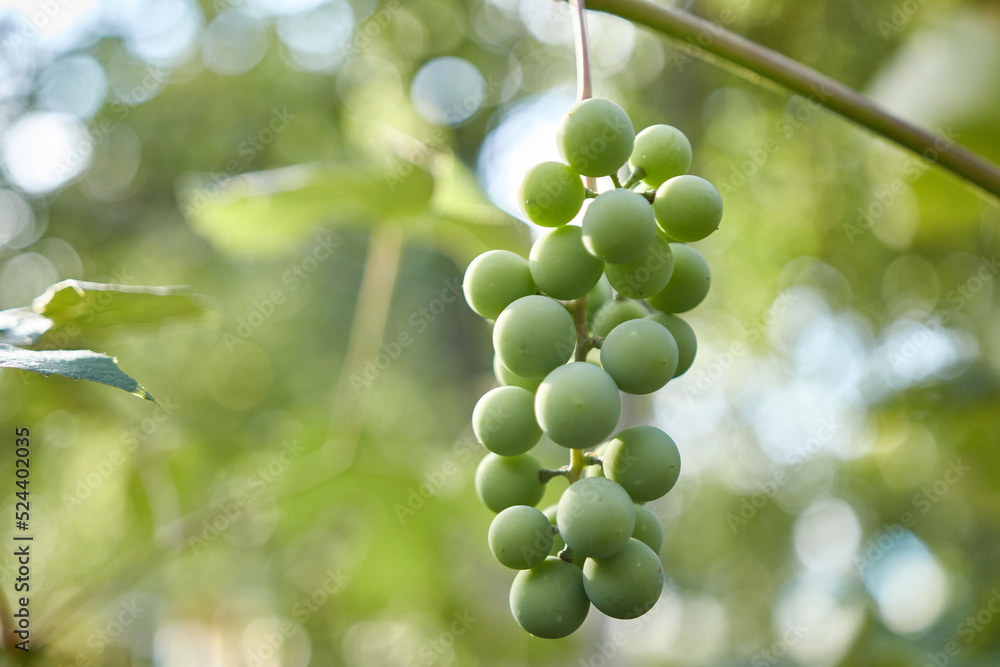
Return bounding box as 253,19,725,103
628,124,692,187
489,505,555,570
535,363,622,449
529,225,604,300
600,319,679,394
583,538,663,619
557,98,635,178
493,295,576,378
494,356,543,392
603,426,681,502
475,452,546,513
653,175,723,242
473,386,542,456
542,504,585,568
585,347,601,367
519,161,586,227
604,234,674,299
582,189,656,264
463,250,536,321
557,477,635,558
646,243,710,313
645,313,697,377
591,298,648,338
509,557,591,638
632,504,663,552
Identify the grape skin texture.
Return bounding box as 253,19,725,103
582,189,656,264
463,250,536,321
645,313,697,377
557,477,636,558
535,363,622,449
529,225,605,300
509,557,591,638
592,298,649,338
493,295,576,379
600,319,679,395
519,161,585,227
653,175,723,242
494,356,543,391
632,504,663,553
603,426,681,502
489,505,554,570
557,98,635,178
646,243,711,313
629,124,692,187
604,233,674,299
583,538,663,619
475,453,546,513
473,386,542,456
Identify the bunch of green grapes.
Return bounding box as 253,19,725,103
463,98,722,638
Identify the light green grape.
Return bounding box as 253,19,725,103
493,295,576,378
463,250,536,321
509,557,591,638
489,505,555,570
603,426,681,502
557,98,635,178
646,243,710,313
632,504,663,553
645,313,697,377
529,225,605,300
473,386,542,456
475,452,546,513
583,538,663,619
582,189,656,264
557,477,635,558
535,363,622,449
494,356,543,391
653,175,723,242
600,319,679,394
591,298,648,338
519,162,586,227
604,234,674,299
628,124,692,187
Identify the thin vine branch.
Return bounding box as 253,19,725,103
570,0,599,192
585,0,1000,202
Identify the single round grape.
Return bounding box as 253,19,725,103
493,295,576,378
591,298,648,338
583,538,663,619
628,124,692,187
529,225,605,300
653,175,723,242
646,243,710,313
489,505,555,570
494,356,543,392
475,452,546,513
473,386,542,456
604,234,674,299
519,161,586,227
645,313,697,377
463,250,536,321
510,557,591,638
557,98,635,178
600,319,679,394
585,346,601,367
582,189,656,264
603,426,681,502
632,504,663,553
557,477,635,558
535,363,622,449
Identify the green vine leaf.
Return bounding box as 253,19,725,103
0,344,155,402
32,280,206,331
